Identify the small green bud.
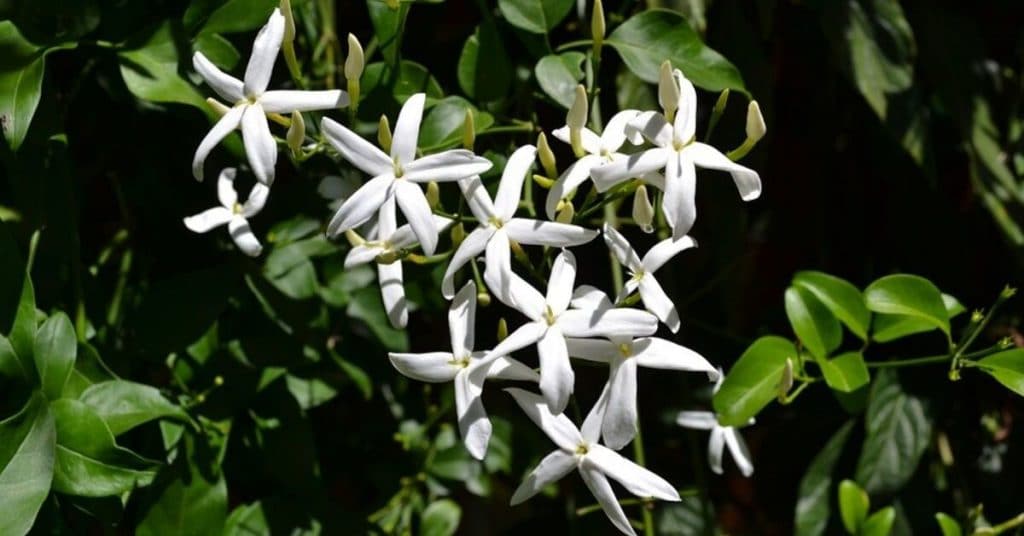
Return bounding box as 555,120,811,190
537,132,558,179
568,85,588,156
532,174,555,189
658,61,679,123
378,115,393,153
214,375,225,386
425,181,440,209
632,185,654,233
556,202,575,224
286,110,305,155
462,109,476,150
450,222,466,247
745,100,766,142
496,318,508,341
713,89,730,117
971,309,985,323
1001,285,1018,299
344,34,364,81
478,291,492,308
591,0,606,54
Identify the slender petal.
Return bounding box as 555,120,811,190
510,450,577,505
260,89,347,112
403,150,493,183
378,260,407,328
587,444,681,501
675,411,718,430
638,275,680,333
504,218,598,247
442,226,493,299
326,173,394,237
578,462,636,536
472,322,546,373
590,148,671,192
662,150,696,237
537,326,574,413
377,195,398,238
243,8,285,96
724,428,754,477
685,142,762,201
504,387,583,451
617,278,640,305
449,281,476,358
389,216,451,250
345,244,384,268
707,426,726,474
634,338,715,373
673,70,697,143
546,250,577,315
240,103,278,185
455,369,491,460
228,216,262,256
391,93,425,165
494,145,538,220
388,352,458,382
565,338,618,363
482,228,515,308
629,111,673,148
559,309,658,338
545,155,600,220
601,110,642,151
193,105,245,181
458,176,496,223
642,235,697,273
216,168,238,208
193,52,243,103
551,125,602,155
483,354,539,382
602,224,643,272
504,271,548,321
242,183,271,217
183,207,232,233
321,118,392,176
602,358,638,450
581,382,610,444
571,285,614,311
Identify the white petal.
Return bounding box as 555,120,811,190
602,224,643,272
537,326,574,414
242,183,271,217
634,338,715,374
259,89,347,113
216,167,238,207
558,309,658,338
724,428,754,477
545,155,600,220
391,93,425,165
571,285,614,312
587,445,680,501
510,450,577,505
675,411,717,431
378,260,407,328
449,281,477,358
673,70,697,143
471,322,546,374
388,352,458,382
504,218,598,247
602,358,638,450
565,338,618,363
243,8,285,96
685,142,761,201
629,111,673,148
183,207,232,233
642,235,697,273
640,171,666,191
321,118,392,176
193,106,244,181
483,354,539,382
600,109,641,151
326,174,394,237
228,216,262,256
578,462,636,536
344,244,385,268
455,369,491,460
638,275,680,333
551,125,602,155
546,250,577,315
502,272,549,322
494,145,537,220
504,387,582,451
581,381,610,444
376,195,398,238
458,176,497,222
192,52,243,102
482,229,515,309
389,215,451,249
617,278,640,305
662,150,696,237
442,226,493,299
403,150,493,183
590,147,671,192
240,103,277,185
707,427,726,474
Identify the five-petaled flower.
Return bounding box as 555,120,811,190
183,168,269,257
675,371,754,477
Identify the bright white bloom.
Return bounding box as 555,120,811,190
442,145,598,299
473,250,658,413
676,372,754,477
564,286,718,450
603,224,696,333
321,93,492,255
192,9,348,185
183,168,269,257
590,68,761,238
545,110,643,220
506,388,680,536
345,197,452,328
389,282,537,460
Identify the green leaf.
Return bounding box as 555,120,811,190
9,272,37,382
420,499,461,536
785,285,842,359
818,352,870,393
654,496,713,535
0,21,45,151
457,24,511,102
534,52,586,109
616,67,658,112
794,420,855,536
193,33,240,71
419,96,495,148
347,286,409,351
119,22,207,109
853,369,932,495
0,334,22,380
198,0,277,35
607,9,746,93
362,60,444,107
838,480,868,534
331,351,373,400
285,374,339,410
861,507,895,536
975,349,1024,397
136,433,227,536
33,311,76,400
368,0,411,65
79,381,188,436
497,0,573,34
0,393,55,536
934,513,962,536
871,293,963,343
713,336,796,426
864,274,950,337
793,271,871,340
51,399,157,497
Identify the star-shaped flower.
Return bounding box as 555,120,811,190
676,372,754,477
442,144,597,299
389,282,538,460
321,93,492,255
603,224,696,333
590,66,760,238
192,8,348,185
183,168,269,256
506,387,681,536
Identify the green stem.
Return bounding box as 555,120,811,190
555,39,595,52
988,512,1024,534
866,354,951,368
417,124,535,153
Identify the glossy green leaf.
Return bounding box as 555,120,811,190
871,293,963,342
0,393,55,536
713,336,796,426
79,381,188,436
793,271,871,340
854,369,932,495
193,33,240,70
9,272,37,382
420,499,461,536
861,507,895,536
864,274,950,336
0,334,23,380
419,96,495,148
785,285,842,359
934,513,962,536
368,0,411,65
197,0,277,35
457,24,511,101
534,52,586,109
285,374,339,410
616,68,657,112
607,9,746,93
136,434,227,536
838,480,868,534
0,21,45,151
654,496,713,535
33,312,76,400
795,420,855,536
119,22,207,109
818,352,870,393
497,0,573,34
362,60,444,105
974,349,1024,397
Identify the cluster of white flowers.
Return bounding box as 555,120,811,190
184,9,763,535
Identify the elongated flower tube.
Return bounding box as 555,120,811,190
183,168,269,256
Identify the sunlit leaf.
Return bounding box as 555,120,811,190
793,271,870,340
79,381,188,435
974,349,1024,397
784,285,842,359
0,393,55,536
713,336,796,426
534,52,586,109
497,0,573,34
864,274,950,337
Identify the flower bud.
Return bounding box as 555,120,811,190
567,85,588,156
556,202,575,224
344,34,364,81
532,174,555,189
462,109,475,150
214,375,225,387
777,357,794,401
713,89,730,117
1002,285,1018,299
286,110,305,155
206,98,231,117
478,291,492,307
496,318,508,341
450,222,465,247
280,0,296,44
971,309,984,323
378,115,392,153
658,61,679,123
591,0,606,54
632,185,654,233
745,100,766,142
537,132,558,179
425,181,440,209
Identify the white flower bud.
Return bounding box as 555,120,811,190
591,0,606,51
345,34,364,81
286,111,305,154
658,61,679,122
746,100,766,142
567,84,588,130
632,185,654,233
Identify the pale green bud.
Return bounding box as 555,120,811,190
658,61,679,122
378,115,392,153
286,111,305,155
591,0,606,53
425,181,440,209
746,100,766,142
537,132,558,179
555,202,575,224
632,185,654,233
462,109,475,150
345,34,364,81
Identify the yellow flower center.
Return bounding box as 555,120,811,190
488,216,504,229
575,443,589,455
393,158,404,178
232,202,243,215
618,343,633,358
450,355,471,368
544,305,558,326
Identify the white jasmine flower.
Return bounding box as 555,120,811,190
321,93,492,255
602,224,696,333
442,144,598,299
389,282,538,460
473,250,658,413
590,68,761,238
506,387,680,536
183,168,269,257
192,8,348,185
676,372,754,477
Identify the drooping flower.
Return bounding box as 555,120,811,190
321,93,492,255
344,197,452,328
442,145,598,299
389,282,538,460
183,168,269,256
590,66,761,238
192,8,348,185
506,387,680,536
676,372,754,477
602,224,696,333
